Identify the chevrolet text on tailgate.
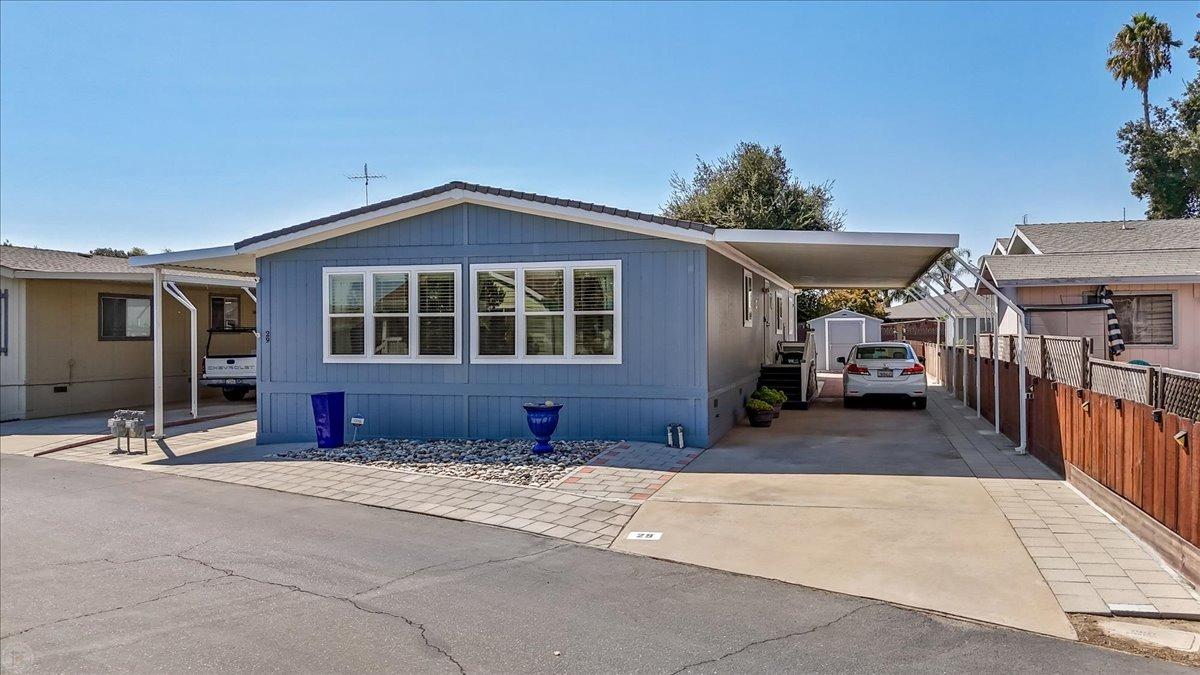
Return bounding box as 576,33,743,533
200,328,257,401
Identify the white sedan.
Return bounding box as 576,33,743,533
837,342,927,409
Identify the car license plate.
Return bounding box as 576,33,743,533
877,369,893,378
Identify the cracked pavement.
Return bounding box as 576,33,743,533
1,454,1185,673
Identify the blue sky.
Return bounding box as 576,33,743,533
1,1,1196,261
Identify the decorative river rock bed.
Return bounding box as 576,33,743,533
273,438,615,487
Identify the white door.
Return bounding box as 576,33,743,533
824,318,866,371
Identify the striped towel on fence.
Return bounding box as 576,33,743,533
1098,286,1125,357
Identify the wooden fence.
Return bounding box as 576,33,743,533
917,340,1199,548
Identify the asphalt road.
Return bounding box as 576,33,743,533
0,454,1182,674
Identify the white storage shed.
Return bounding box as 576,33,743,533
809,309,884,371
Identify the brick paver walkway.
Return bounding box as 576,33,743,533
42,424,640,548
927,388,1200,619
552,441,701,501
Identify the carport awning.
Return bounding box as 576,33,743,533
713,230,959,289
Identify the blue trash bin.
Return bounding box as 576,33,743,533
311,391,345,448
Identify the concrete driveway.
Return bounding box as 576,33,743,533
613,389,1077,639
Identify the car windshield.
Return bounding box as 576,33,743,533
854,345,911,360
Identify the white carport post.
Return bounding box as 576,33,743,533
163,281,197,420
915,279,963,397
936,262,1001,423
903,288,944,385
152,267,165,439
949,251,1027,454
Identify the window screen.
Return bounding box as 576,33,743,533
99,295,152,340
1112,294,1173,345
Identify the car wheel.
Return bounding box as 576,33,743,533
913,397,927,410
222,387,248,402
843,397,857,408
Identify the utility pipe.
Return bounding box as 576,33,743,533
949,251,1027,454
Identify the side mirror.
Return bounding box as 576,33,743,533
836,356,846,365
918,356,926,364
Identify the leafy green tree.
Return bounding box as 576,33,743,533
665,142,844,231
1116,15,1199,218
89,246,148,258
1107,13,1181,130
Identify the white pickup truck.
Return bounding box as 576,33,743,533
200,328,257,401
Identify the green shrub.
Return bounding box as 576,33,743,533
752,387,787,405
746,397,774,413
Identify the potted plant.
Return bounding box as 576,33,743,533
746,397,775,428
752,387,788,418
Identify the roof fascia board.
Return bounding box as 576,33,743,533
713,229,959,249
10,271,150,282
996,275,1200,287
1010,227,1043,255
130,245,240,268
238,189,710,258
705,241,793,290
8,269,255,287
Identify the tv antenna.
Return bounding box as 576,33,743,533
347,163,386,205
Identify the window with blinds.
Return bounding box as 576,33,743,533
323,265,460,363
1112,294,1173,345
470,261,620,363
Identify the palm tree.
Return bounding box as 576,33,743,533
1107,13,1181,130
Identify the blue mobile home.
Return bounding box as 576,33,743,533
136,182,955,447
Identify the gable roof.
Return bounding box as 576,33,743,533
234,180,716,249
810,308,882,323
1,245,144,276
1013,218,1200,254
982,249,1200,286
0,244,254,284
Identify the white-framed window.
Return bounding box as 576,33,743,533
470,260,621,364
742,268,754,328
775,291,784,335
322,264,461,363
1112,293,1174,346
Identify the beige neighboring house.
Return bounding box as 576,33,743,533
979,219,1200,371
0,245,257,421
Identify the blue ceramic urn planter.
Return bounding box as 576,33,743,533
523,401,563,453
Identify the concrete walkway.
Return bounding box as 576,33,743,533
35,421,639,548
925,392,1200,619
0,401,255,456
612,389,1077,639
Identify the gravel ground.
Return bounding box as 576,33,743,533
273,438,615,487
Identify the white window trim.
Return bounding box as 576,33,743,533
470,260,622,365
322,264,461,364
742,268,754,328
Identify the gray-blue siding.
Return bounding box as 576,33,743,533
256,203,711,445
704,249,792,443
